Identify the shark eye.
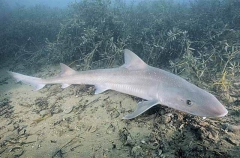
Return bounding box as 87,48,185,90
186,100,192,106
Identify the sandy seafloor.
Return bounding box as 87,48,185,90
1,61,240,158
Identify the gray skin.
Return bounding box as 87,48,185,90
9,49,228,119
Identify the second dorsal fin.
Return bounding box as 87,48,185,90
121,49,148,70
60,63,76,76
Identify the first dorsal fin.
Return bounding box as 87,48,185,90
60,63,76,76
121,49,148,70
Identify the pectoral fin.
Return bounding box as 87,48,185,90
122,100,159,119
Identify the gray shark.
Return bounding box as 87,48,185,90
8,49,228,119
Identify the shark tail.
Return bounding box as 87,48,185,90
8,71,45,90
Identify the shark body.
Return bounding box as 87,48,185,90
9,49,228,119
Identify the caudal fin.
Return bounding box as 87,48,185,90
8,71,45,90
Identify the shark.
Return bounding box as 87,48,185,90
8,49,228,119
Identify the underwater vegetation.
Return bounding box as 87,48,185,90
1,0,240,100
1,0,240,157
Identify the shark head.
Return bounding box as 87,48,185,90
160,82,228,117
183,90,228,117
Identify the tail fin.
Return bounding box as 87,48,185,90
8,71,45,90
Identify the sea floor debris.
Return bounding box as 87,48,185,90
1,63,240,157
1,0,240,157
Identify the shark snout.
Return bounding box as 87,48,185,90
207,104,228,117
198,93,228,117
216,106,228,117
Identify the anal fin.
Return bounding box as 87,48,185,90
35,84,46,91
61,83,71,89
95,84,110,94
122,100,159,119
